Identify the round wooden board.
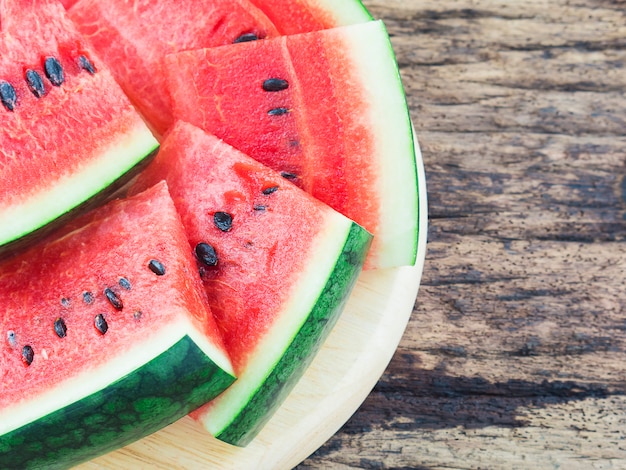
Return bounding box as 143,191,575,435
76,141,428,470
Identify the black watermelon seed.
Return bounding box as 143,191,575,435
94,314,108,335
281,172,298,180
54,318,67,338
0,81,17,111
234,33,259,43
60,297,71,308
133,311,142,321
214,212,233,232
268,107,290,116
262,78,289,92
104,287,123,310
22,345,34,365
83,291,95,304
25,69,45,98
6,330,16,348
253,204,267,211
148,259,166,276
78,55,96,74
195,242,218,267
44,57,64,86
119,277,131,290
262,186,279,195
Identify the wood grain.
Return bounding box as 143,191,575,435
299,1,626,468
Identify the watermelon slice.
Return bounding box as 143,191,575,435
0,0,158,256
0,182,235,469
248,0,373,34
164,20,419,269
68,0,279,135
130,121,372,446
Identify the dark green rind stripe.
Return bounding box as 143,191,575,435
409,124,421,264
0,335,235,470
216,222,372,446
0,143,159,262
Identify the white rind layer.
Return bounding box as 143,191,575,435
311,0,373,25
338,20,419,268
0,315,233,436
200,208,355,434
0,120,159,247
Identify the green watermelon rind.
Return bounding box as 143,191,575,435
0,141,159,260
0,127,160,261
0,335,235,469
213,222,372,447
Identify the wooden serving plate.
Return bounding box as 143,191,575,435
77,142,428,470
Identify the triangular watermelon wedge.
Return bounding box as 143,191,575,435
0,182,235,468
68,0,279,135
0,0,158,256
163,20,419,269
130,121,372,446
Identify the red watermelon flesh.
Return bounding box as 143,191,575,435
248,0,373,34
59,0,78,8
0,182,235,467
164,21,419,269
130,121,372,444
68,0,279,135
131,121,360,371
0,0,158,254
0,181,231,410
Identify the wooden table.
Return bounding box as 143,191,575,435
299,1,626,468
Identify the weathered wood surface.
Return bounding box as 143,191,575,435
299,1,626,468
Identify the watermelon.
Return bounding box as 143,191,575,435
248,0,373,34
0,0,420,460
0,182,236,469
130,121,372,446
59,0,78,8
68,0,279,135
0,0,158,256
164,20,418,269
